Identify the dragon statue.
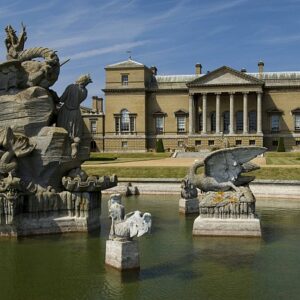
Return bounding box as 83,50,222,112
1,23,60,90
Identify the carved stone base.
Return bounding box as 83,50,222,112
105,240,140,270
179,198,199,214
0,191,103,237
193,216,262,237
15,209,101,237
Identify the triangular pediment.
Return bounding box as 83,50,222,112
106,59,144,69
187,66,263,87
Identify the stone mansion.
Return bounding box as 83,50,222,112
82,59,300,152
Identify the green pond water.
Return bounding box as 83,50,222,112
0,195,300,300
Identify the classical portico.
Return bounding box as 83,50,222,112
187,66,264,145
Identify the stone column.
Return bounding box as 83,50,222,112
257,92,262,133
243,92,248,134
216,93,221,134
189,94,195,134
202,93,207,134
229,92,235,134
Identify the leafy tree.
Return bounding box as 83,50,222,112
156,138,165,152
277,137,285,152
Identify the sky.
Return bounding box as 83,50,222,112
1,0,300,106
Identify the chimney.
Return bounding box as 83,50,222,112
92,96,103,113
258,60,264,73
195,63,202,75
150,66,157,75
241,68,247,73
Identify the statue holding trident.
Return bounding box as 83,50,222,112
57,74,92,158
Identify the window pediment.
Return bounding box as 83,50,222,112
174,109,189,116
292,108,300,114
153,111,167,116
267,109,283,114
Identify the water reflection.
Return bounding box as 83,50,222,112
0,196,299,300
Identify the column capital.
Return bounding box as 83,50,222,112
257,91,263,95
201,92,207,96
229,92,235,95
189,93,194,97
215,92,221,95
242,91,249,95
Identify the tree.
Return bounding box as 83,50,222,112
277,137,285,152
156,138,165,152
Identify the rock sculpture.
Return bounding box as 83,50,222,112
105,194,151,270
190,146,266,237
0,24,117,237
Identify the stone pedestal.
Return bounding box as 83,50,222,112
179,198,199,214
105,240,140,270
193,216,261,237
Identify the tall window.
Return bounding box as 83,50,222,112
211,111,216,132
223,111,229,133
271,115,280,132
295,114,300,131
115,109,136,134
249,111,257,132
90,120,97,134
177,116,186,133
121,109,130,131
236,111,243,132
121,74,128,86
155,116,164,134
198,113,202,132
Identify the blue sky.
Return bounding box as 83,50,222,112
1,0,300,106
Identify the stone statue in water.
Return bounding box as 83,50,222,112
187,147,266,237
57,74,92,158
108,194,152,241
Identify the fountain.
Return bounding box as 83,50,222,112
0,24,117,237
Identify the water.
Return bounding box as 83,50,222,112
0,195,300,300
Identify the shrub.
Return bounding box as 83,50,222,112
277,137,286,152
156,139,165,152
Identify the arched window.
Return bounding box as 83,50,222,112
114,109,136,134
121,109,130,132
249,111,257,132
223,111,229,133
211,111,216,132
236,111,243,132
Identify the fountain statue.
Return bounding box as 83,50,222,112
0,24,117,237
105,194,152,270
179,178,199,214
186,146,266,237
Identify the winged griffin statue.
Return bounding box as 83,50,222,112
187,147,266,193
108,194,152,241
185,146,266,220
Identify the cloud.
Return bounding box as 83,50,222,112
0,1,56,19
63,40,150,61
261,34,300,45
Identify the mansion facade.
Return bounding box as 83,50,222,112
82,59,300,152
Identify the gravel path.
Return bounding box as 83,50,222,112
84,157,269,167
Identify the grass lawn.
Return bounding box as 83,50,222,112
265,151,300,165
83,165,300,180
